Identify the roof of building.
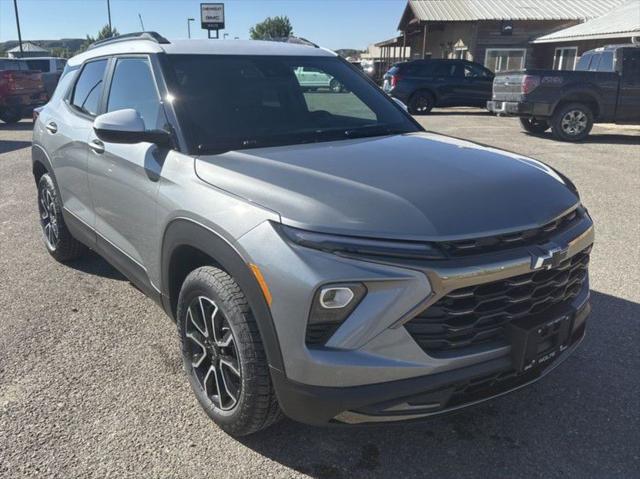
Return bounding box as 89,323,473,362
69,36,335,66
7,41,48,53
399,0,626,28
532,0,640,43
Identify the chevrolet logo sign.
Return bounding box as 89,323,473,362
530,244,569,270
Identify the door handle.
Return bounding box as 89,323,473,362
45,121,57,134
88,139,105,154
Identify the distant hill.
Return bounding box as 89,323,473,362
335,48,364,59
0,38,85,57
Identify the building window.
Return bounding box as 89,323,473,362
553,47,578,70
485,49,526,72
454,47,468,60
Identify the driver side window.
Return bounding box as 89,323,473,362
107,57,162,130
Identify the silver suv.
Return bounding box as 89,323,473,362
32,33,594,436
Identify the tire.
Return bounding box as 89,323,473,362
329,78,343,93
550,102,594,142
408,91,434,115
0,109,21,124
519,117,550,135
177,266,282,436
37,173,86,262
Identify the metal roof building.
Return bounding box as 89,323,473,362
7,41,49,58
399,0,626,27
532,0,640,43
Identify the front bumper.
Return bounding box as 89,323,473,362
238,214,594,424
487,100,553,118
271,297,589,425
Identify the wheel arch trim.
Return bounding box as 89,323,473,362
160,217,285,372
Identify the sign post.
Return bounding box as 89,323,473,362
200,3,225,39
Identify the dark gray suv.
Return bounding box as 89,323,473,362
32,33,594,436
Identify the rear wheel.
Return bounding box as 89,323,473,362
519,117,550,135
37,173,86,262
551,103,593,142
408,91,434,115
177,266,282,436
0,109,21,124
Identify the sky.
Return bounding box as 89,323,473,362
0,0,406,50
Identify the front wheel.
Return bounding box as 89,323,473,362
519,117,550,134
551,103,593,142
177,266,282,436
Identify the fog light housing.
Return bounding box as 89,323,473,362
306,283,367,346
319,287,355,309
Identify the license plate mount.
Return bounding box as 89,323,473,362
506,313,573,372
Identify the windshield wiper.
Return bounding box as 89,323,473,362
343,124,408,139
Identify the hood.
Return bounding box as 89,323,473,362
195,132,579,240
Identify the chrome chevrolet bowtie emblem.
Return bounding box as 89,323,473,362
531,244,569,270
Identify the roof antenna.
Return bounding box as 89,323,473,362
138,13,145,31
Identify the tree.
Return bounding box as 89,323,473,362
249,16,293,40
79,25,119,52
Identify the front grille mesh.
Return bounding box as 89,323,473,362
406,248,590,355
439,208,582,257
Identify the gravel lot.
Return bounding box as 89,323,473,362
1,110,639,479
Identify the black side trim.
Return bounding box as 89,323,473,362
62,208,162,308
161,218,285,372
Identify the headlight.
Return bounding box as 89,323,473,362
281,225,446,260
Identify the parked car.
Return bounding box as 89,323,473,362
488,45,640,141
23,56,67,97
383,59,494,114
33,32,594,436
0,58,48,124
294,65,345,92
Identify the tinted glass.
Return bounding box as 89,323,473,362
51,65,78,102
107,58,161,130
0,59,28,70
166,54,419,153
596,51,614,72
464,63,489,77
622,49,640,84
433,62,457,77
588,53,602,71
26,59,50,71
71,59,107,116
55,59,67,71
575,53,593,71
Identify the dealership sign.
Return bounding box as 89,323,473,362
201,3,225,30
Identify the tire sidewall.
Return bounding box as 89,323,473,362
38,174,63,254
552,103,594,141
409,91,434,115
177,271,251,428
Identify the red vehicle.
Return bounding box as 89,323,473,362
0,58,48,124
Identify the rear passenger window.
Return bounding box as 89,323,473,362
433,63,456,77
70,59,107,116
107,57,162,130
596,51,614,72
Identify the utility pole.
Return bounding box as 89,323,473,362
187,18,195,39
13,0,24,57
107,0,112,33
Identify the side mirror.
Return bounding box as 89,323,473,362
93,108,171,147
392,97,408,111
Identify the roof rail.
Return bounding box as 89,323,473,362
264,36,319,48
88,31,170,50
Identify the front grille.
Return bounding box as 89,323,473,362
439,208,583,257
406,248,590,355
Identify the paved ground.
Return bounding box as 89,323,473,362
1,111,638,479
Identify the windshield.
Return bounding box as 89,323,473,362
165,54,420,153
